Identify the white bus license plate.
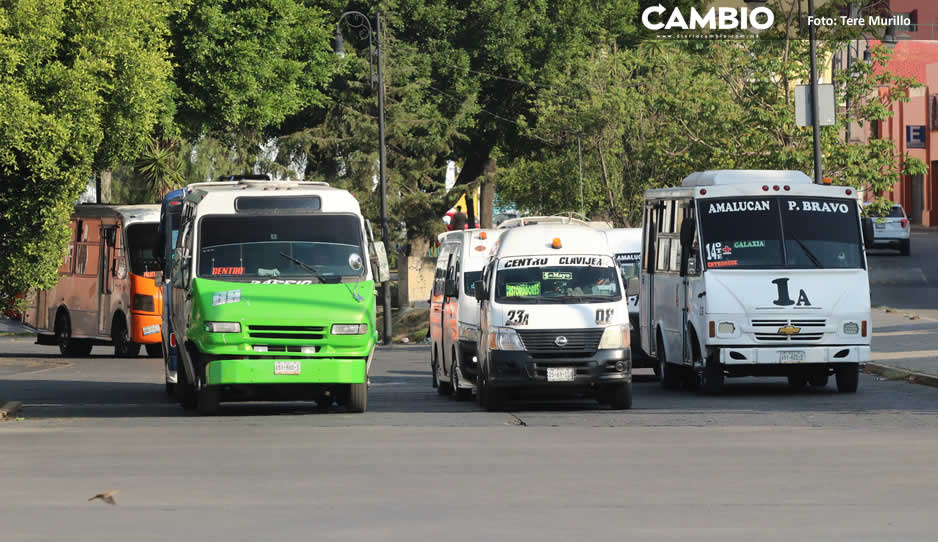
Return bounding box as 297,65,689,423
779,351,805,363
547,367,575,382
274,361,301,375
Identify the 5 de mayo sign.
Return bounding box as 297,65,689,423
642,4,774,31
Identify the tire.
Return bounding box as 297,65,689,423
436,351,452,396
451,358,472,401
112,317,140,358
900,239,910,256
699,355,725,394
347,382,368,413
55,312,92,357
479,365,504,412
175,355,197,410
809,373,829,388
607,383,633,410
196,386,221,415
787,375,808,390
835,364,859,393
652,363,661,380
657,335,680,390
145,343,162,358
430,349,439,389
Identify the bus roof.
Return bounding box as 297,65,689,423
496,224,613,259
187,181,361,216
74,204,161,225
681,170,812,187
602,228,642,253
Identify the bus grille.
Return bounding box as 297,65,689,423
517,329,604,355
247,325,325,340
751,319,826,341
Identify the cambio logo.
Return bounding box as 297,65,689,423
642,4,774,31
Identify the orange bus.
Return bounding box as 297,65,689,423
24,204,164,357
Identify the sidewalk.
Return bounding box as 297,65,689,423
868,308,938,386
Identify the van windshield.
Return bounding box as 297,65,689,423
615,253,641,282
198,215,364,282
126,223,161,276
699,196,863,270
494,258,621,304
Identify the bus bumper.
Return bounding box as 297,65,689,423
131,313,162,344
718,345,870,365
205,358,367,386
488,348,631,389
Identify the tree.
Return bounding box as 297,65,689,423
0,0,176,308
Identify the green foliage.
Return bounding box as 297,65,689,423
0,0,175,306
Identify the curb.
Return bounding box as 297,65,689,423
865,363,938,388
0,401,22,420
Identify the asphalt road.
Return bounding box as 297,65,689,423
1,336,937,541
868,227,938,318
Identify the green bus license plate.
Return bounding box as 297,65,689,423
274,361,301,375
779,351,805,363
547,367,575,382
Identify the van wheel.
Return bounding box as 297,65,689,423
607,383,632,410
175,357,197,410
436,351,452,396
451,359,472,401
112,318,140,358
145,343,162,358
196,386,221,415
55,312,92,357
835,364,859,393
347,382,368,413
479,365,505,412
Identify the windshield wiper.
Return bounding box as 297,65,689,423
787,235,824,269
279,252,363,302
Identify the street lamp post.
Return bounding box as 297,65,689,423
807,0,823,184
335,11,393,346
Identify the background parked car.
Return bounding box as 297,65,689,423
865,202,911,256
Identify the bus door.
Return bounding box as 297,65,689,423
640,201,659,356
98,224,118,335
442,248,461,375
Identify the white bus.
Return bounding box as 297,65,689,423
638,170,873,393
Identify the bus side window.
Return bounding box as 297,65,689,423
643,203,658,273
59,220,77,275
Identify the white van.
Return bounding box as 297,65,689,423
474,224,633,410
429,229,500,400
639,170,872,393
602,228,652,369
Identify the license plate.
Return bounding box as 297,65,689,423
274,361,301,375
547,367,575,382
875,223,885,230
142,324,160,336
779,351,805,363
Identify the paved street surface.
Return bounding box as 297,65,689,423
2,334,938,541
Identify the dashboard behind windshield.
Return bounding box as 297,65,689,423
494,258,621,304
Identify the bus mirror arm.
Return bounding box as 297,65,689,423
861,218,874,250
698,291,706,298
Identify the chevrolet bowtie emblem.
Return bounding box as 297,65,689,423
778,325,801,335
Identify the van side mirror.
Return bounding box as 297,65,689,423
444,278,459,298
370,241,391,283
473,280,486,302
626,277,639,297
861,218,874,250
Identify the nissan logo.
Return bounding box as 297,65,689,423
554,336,568,347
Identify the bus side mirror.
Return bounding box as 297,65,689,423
473,280,486,302
862,218,874,249
626,277,639,297
370,241,391,283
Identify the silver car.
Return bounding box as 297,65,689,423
865,202,911,255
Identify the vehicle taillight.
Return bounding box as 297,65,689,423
132,294,154,312
901,219,908,228
170,333,177,347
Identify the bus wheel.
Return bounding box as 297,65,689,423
175,357,197,410
112,317,140,358
657,336,680,390
55,312,92,357
347,382,367,413
196,386,221,415
835,364,859,393
145,343,162,358
606,383,632,410
699,354,725,394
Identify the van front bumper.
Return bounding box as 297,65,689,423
488,348,631,388
718,345,870,365
205,358,367,386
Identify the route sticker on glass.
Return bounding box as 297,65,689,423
274,361,301,375
543,271,573,280
547,367,575,382
506,282,540,297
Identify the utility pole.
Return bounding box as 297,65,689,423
808,0,823,184
376,13,392,345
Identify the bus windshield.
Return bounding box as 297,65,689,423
495,261,621,304
126,223,161,276
699,196,863,270
198,215,364,282
615,253,641,283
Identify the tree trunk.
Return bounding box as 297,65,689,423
479,158,496,228
466,191,476,229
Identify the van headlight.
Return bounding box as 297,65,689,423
489,327,524,351
205,322,241,333
331,324,368,335
598,325,628,350
459,324,480,342
842,322,860,335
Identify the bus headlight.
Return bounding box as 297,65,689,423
598,325,628,349
843,322,860,335
205,322,241,333
458,324,480,342
717,322,736,336
489,327,524,351
331,324,368,335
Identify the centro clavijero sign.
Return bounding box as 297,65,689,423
642,4,775,31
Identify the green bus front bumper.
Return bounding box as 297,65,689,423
206,358,366,386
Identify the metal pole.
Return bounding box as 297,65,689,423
808,0,823,184
376,12,392,345
577,135,584,217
